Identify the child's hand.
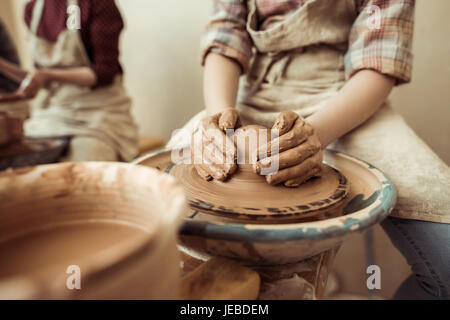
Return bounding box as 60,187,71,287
254,111,323,187
191,108,240,181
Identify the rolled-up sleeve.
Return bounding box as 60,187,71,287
201,0,252,73
345,0,415,85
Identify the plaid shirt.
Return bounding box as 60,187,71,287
0,19,20,93
201,0,415,84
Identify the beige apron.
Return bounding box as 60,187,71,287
169,0,450,225
24,0,138,162
238,0,354,127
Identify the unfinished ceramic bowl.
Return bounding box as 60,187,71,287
0,162,186,299
135,149,396,265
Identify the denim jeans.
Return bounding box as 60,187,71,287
381,217,450,299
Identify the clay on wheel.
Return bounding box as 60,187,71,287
170,125,349,222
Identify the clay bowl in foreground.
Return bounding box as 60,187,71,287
0,162,186,299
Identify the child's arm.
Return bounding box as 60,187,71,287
200,0,251,116
308,69,395,148
9,68,97,100
254,70,395,187
191,53,242,182
0,57,97,99
203,53,241,116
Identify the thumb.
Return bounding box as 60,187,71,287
218,108,239,131
273,110,299,136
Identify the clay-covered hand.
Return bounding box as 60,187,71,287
0,112,24,146
254,110,323,187
191,108,240,181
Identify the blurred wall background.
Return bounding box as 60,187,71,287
1,0,449,298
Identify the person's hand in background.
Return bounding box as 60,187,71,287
254,110,322,187
16,70,49,99
192,108,240,181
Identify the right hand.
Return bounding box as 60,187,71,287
191,108,240,181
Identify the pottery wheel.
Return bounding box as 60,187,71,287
0,137,69,171
170,163,347,222
168,125,349,222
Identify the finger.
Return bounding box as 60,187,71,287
218,108,239,131
194,165,212,181
203,135,236,169
203,145,237,177
193,137,228,166
257,118,313,160
276,119,313,153
272,111,299,136
192,136,237,178
254,137,320,173
265,153,322,186
196,163,234,181
201,116,237,163
284,166,322,187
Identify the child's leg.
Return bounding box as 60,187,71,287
381,217,450,299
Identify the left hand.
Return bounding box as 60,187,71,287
17,70,49,99
254,110,323,187
192,108,240,181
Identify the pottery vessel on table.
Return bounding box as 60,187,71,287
0,162,186,299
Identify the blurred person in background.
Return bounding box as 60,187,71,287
0,0,138,161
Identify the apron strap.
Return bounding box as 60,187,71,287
30,0,45,35
245,0,305,94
